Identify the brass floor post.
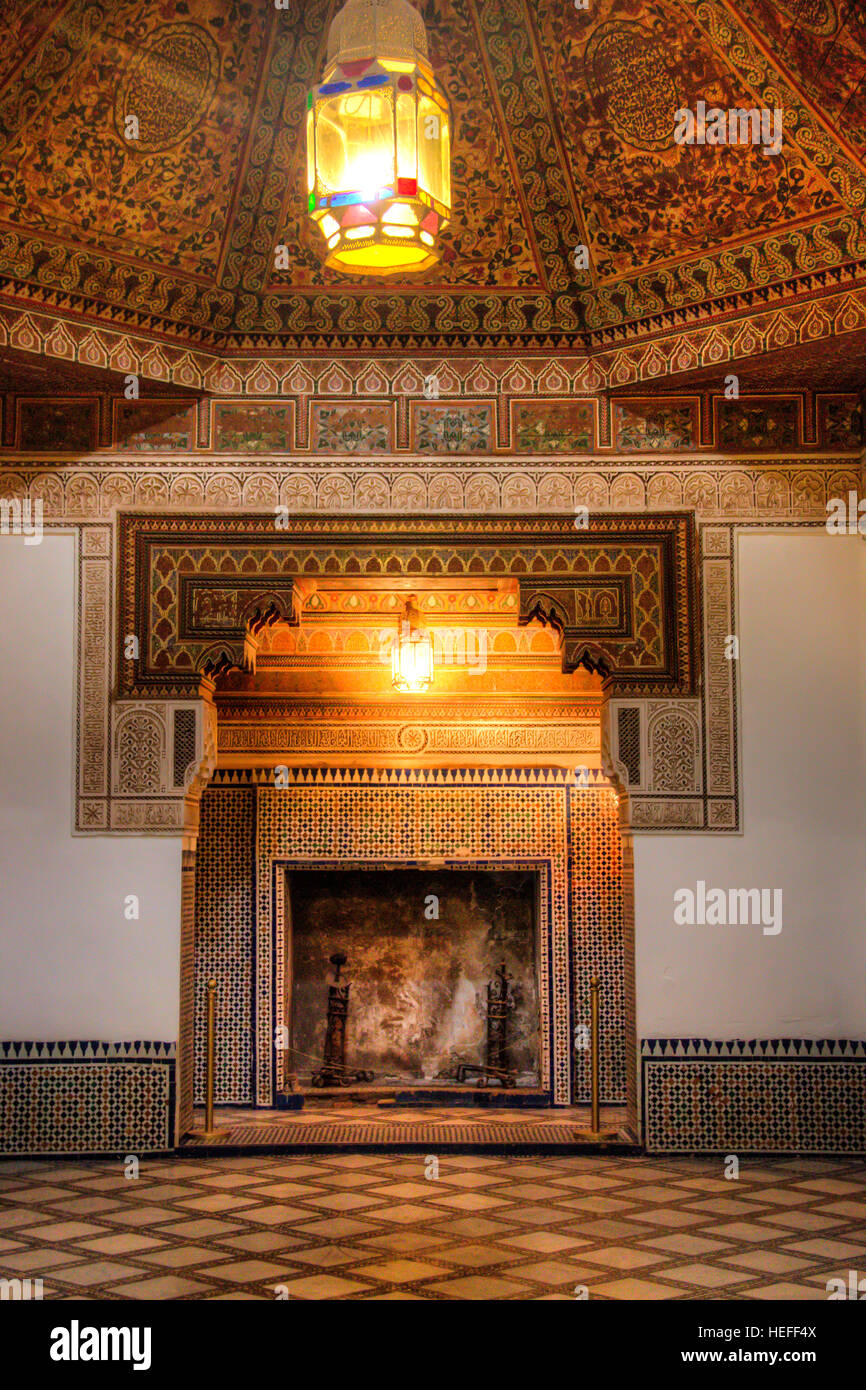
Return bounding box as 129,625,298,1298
590,974,600,1134
204,977,216,1135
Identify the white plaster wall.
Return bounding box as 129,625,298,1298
0,533,182,1041
634,530,866,1040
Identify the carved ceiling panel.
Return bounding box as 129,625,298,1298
0,0,862,361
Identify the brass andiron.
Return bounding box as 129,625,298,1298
310,952,374,1088
204,977,216,1136
590,974,601,1134
486,961,517,1086
456,961,517,1088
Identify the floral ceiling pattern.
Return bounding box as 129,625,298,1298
0,0,863,360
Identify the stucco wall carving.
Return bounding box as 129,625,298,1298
52,508,755,837
13,443,840,838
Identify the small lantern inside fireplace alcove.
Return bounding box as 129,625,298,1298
391,594,433,693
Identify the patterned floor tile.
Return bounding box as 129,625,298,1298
661,1263,751,1289
429,1216,509,1238
579,1246,667,1270
346,1258,448,1283
442,1244,523,1268
747,1282,828,1300
288,1245,360,1268
277,1274,373,1299
293,1217,378,1238
25,1220,108,1241
2,1152,864,1300
76,1233,166,1255
722,1251,812,1274
57,1260,144,1286
109,1274,214,1299
501,1231,587,1253
425,1274,532,1298
642,1233,733,1256
360,1231,449,1253
2,1248,83,1271
155,1217,240,1237
590,1276,681,1299
221,1231,307,1254
783,1237,866,1259
135,1245,224,1268
511,1259,595,1286
762,1211,840,1231
198,1259,300,1283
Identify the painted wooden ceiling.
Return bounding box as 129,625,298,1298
0,0,863,362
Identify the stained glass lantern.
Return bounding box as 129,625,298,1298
306,0,451,275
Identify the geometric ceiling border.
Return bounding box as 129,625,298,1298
2,280,866,391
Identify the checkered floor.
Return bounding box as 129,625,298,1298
1,1152,864,1299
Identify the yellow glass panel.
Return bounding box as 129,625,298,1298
381,59,415,72
345,226,370,239
418,95,447,207
419,230,434,246
333,242,430,269
439,108,451,209
315,89,395,196
320,213,340,238
396,91,417,183
306,108,315,193
383,225,414,237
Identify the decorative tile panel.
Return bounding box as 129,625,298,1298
0,1042,175,1155
195,767,625,1112
312,402,391,453
194,788,255,1105
413,402,492,454
614,399,697,450
213,400,294,453
511,400,594,452
642,1039,866,1153
114,400,195,451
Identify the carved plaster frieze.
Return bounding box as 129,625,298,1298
1,460,858,528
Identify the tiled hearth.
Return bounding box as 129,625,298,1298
1,1152,863,1300
181,1105,630,1152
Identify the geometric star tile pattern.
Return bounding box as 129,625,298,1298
2,1153,863,1300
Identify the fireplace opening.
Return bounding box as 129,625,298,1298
286,868,541,1090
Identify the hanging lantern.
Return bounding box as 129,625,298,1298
306,0,451,275
391,596,433,693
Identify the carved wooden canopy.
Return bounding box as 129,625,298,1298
118,511,697,699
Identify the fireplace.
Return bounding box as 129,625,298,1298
286,868,540,1088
